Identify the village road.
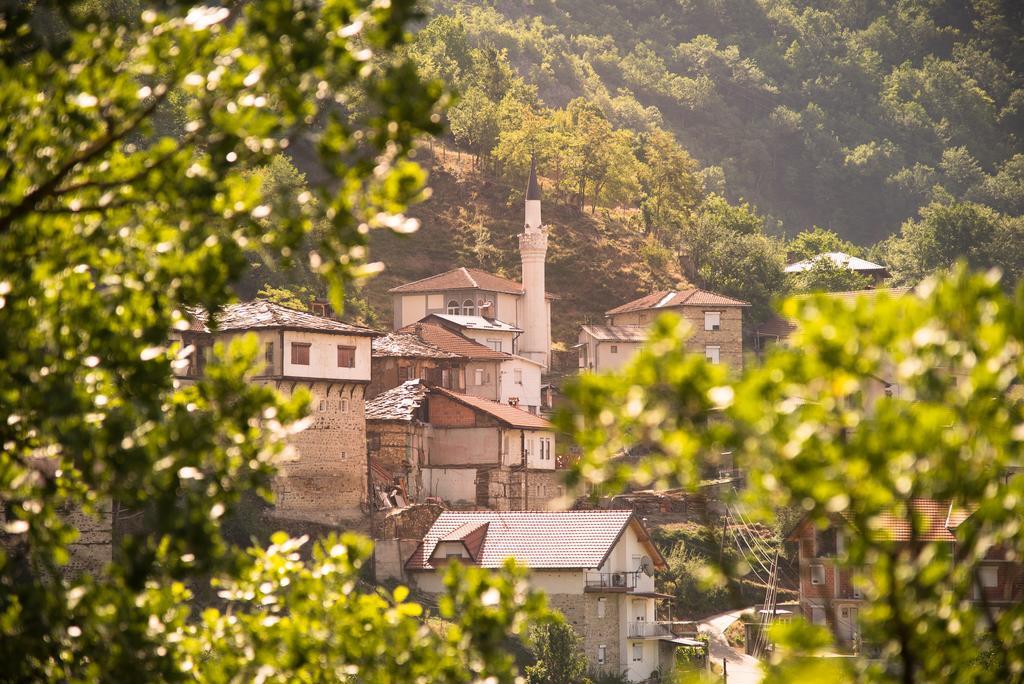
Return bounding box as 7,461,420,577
698,608,764,684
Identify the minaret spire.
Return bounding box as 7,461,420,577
519,154,549,367
524,154,542,232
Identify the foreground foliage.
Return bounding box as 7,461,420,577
0,0,549,680
562,267,1024,682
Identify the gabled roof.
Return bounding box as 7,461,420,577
397,322,510,360
405,510,666,571
580,324,650,342
785,499,977,543
606,289,750,316
197,300,377,336
372,332,459,359
365,380,428,422
388,267,527,295
427,313,522,333
429,386,553,430
785,252,887,273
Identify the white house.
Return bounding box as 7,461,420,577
389,159,553,367
404,510,684,682
171,300,377,522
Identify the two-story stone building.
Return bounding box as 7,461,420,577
404,510,683,682
171,300,377,523
579,288,749,373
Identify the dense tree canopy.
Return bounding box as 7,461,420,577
417,0,1023,245
561,267,1024,682
0,0,548,680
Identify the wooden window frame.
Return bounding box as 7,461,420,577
291,342,311,366
337,344,356,368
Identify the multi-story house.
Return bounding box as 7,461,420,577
388,160,554,368
787,499,1024,647
366,381,562,510
170,300,377,522
404,510,683,682
393,321,543,413
579,288,749,372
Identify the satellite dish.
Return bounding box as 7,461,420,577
639,556,654,577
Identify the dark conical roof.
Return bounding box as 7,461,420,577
525,155,541,201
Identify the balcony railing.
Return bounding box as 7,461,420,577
584,571,636,591
627,621,674,639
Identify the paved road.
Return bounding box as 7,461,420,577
699,608,764,684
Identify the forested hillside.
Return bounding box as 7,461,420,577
246,0,1023,342
420,0,1022,244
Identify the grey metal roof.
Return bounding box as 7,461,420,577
785,252,886,273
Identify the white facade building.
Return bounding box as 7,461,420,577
404,510,684,682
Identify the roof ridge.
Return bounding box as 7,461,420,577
461,266,478,288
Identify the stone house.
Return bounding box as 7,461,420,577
170,300,377,523
787,499,1024,647
579,289,749,372
404,510,683,682
367,330,463,399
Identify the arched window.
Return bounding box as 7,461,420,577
462,299,475,316
447,300,459,315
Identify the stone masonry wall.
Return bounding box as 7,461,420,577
548,593,622,676
269,380,368,523
678,307,744,370
367,420,426,500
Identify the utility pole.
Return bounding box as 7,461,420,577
723,657,728,682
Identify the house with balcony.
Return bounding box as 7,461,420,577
579,288,749,373
404,510,686,682
787,499,1024,647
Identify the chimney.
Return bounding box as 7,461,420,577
480,301,494,319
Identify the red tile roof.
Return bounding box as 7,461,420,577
606,289,749,316
388,267,527,295
405,510,665,570
866,499,958,542
429,386,553,430
785,499,978,543
397,322,509,360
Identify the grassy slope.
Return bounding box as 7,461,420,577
365,149,684,346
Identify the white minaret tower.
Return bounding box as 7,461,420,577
518,156,550,368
